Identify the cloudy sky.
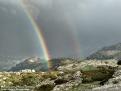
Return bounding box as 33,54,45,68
0,0,121,58
0,0,43,58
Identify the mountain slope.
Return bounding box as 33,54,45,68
87,43,121,60
9,57,79,72
9,57,48,71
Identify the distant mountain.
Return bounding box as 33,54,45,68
50,57,79,70
9,57,79,72
0,56,25,71
8,43,121,72
87,43,121,60
9,57,48,72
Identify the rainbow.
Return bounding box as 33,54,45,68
20,0,52,69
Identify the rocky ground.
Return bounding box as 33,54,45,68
92,65,121,91
0,59,119,91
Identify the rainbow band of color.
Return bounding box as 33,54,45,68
20,0,52,69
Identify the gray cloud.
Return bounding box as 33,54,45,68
24,0,121,58
0,1,43,58
0,0,121,59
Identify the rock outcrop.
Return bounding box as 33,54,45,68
92,66,121,91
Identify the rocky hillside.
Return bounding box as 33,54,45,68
9,57,79,72
87,43,121,60
9,57,48,72
2,59,118,91
50,58,79,70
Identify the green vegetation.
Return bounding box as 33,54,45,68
82,65,115,83
117,60,121,65
20,74,40,86
81,65,97,71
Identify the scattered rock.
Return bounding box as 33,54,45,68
73,71,82,78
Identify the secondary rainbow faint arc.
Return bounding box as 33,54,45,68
20,0,51,68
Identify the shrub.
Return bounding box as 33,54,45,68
54,78,68,85
117,60,121,65
112,80,119,84
34,84,55,91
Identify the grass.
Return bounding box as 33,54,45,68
81,65,97,71
81,65,115,83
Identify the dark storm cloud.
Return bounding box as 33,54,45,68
1,0,121,58
0,1,43,57
25,0,121,57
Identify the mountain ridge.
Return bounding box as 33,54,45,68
9,57,80,72
87,43,121,60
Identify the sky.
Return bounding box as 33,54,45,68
0,0,43,58
23,0,121,57
0,0,121,59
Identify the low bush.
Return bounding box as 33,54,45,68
117,60,121,65
34,84,55,91
54,78,68,85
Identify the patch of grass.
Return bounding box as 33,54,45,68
11,73,42,86
41,71,58,80
81,65,97,71
82,65,115,83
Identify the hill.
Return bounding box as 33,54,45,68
87,43,121,60
9,57,79,72
9,57,48,72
